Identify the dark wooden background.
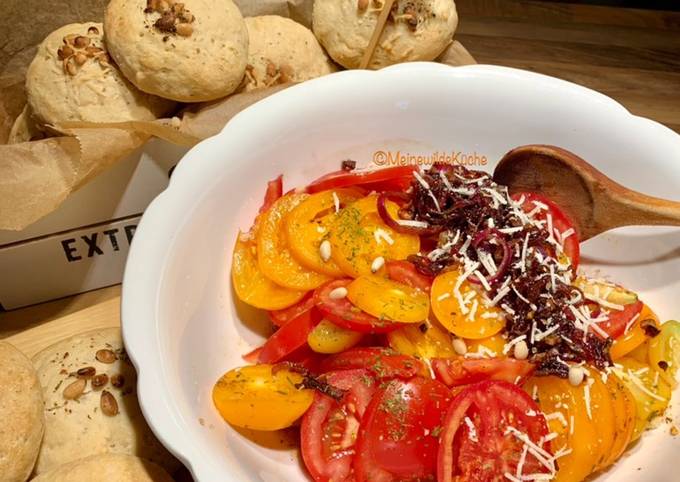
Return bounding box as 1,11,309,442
455,0,680,133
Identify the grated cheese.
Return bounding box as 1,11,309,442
474,270,492,291
481,311,500,319
512,285,537,311
503,335,527,355
534,324,561,342
332,192,340,213
516,443,529,478
483,187,508,206
520,233,530,273
504,426,555,474
467,299,479,321
549,264,556,292
625,369,667,401
624,313,640,335
413,170,431,189
396,219,430,228
545,412,568,427
532,200,549,211
438,170,454,190
583,292,624,311
584,379,593,419
458,235,472,255
413,171,442,212
499,226,525,234
489,286,511,307
464,416,479,442
374,228,395,246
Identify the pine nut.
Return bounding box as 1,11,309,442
514,340,529,360
329,287,348,300
371,256,385,273
453,338,467,355
319,240,332,262
568,366,585,386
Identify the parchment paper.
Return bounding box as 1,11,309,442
0,0,476,231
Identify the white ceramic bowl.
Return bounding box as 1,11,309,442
122,63,680,482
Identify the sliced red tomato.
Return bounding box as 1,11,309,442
438,380,552,482
301,369,376,482
242,346,262,364
314,280,402,334
306,166,416,194
354,377,453,482
258,306,322,364
597,300,643,340
319,347,426,380
512,192,580,269
258,175,283,214
385,260,433,293
432,357,535,387
268,292,315,327
283,346,326,374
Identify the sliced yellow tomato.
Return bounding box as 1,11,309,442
347,275,429,323
601,373,636,469
329,195,420,277
587,373,616,471
307,319,363,354
285,189,362,277
628,339,651,364
387,322,456,360
257,193,331,290
430,270,505,339
615,357,672,441
649,320,680,388
611,304,659,360
523,376,600,482
465,334,506,357
212,364,314,431
231,231,306,310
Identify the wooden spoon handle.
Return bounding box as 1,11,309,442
494,145,680,240
599,187,680,231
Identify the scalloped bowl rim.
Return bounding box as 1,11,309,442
121,63,680,481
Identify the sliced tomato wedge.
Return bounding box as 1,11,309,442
319,347,427,380
385,260,433,293
354,377,453,482
512,192,580,269
597,300,643,340
301,369,376,482
306,166,416,194
432,357,535,387
258,175,283,214
242,346,262,364
268,292,315,327
438,380,552,482
258,306,322,364
314,280,402,334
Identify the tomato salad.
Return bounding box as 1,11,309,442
214,162,680,482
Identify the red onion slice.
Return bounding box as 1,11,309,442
377,192,441,235
467,228,511,285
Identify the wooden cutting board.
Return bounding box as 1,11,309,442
2,285,121,358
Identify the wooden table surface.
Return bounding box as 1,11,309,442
2,0,680,349
456,0,680,133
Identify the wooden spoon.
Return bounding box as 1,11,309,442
493,144,680,241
